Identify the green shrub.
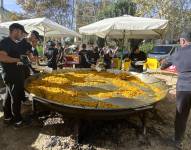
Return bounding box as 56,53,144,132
139,42,154,54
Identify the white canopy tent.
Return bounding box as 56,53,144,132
0,17,80,38
0,27,8,40
0,27,9,35
79,15,168,39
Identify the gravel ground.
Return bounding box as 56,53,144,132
0,73,191,150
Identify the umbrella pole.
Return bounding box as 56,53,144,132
105,36,108,46
123,30,126,47
120,30,126,70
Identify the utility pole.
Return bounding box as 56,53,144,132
74,0,77,31
71,0,75,30
0,0,3,8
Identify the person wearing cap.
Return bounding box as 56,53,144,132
161,31,191,149
0,23,31,128
56,42,65,66
16,28,33,105
29,30,40,64
17,30,41,106
19,32,32,57
44,41,58,70
17,30,41,77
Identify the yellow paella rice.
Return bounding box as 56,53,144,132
26,71,149,108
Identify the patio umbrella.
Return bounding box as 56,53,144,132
79,15,168,39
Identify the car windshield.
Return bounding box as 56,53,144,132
151,46,173,54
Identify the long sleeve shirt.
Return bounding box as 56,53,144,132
163,45,191,91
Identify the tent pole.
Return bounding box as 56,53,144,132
43,27,46,55
105,36,108,46
121,30,126,70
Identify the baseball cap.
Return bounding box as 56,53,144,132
50,41,56,47
9,23,27,34
180,31,191,41
31,30,40,41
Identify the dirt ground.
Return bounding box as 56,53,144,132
0,73,191,150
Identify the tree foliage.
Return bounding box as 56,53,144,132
139,42,154,54
16,0,75,29
8,12,25,21
96,0,191,41
16,0,191,42
76,0,104,29
97,0,137,20
132,0,191,41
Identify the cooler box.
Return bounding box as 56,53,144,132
112,58,121,69
123,60,131,71
146,58,159,70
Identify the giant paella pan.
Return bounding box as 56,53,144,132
25,69,169,119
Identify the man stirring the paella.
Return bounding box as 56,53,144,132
161,31,191,149
0,23,31,128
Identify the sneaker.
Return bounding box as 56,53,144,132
22,100,32,106
173,138,184,150
13,119,31,129
3,118,13,126
174,142,183,150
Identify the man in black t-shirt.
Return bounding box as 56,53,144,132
19,38,32,54
88,47,100,65
56,42,65,65
78,44,91,68
129,46,147,73
104,49,113,69
45,41,58,70
0,23,29,128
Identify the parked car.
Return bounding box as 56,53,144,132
148,44,179,61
